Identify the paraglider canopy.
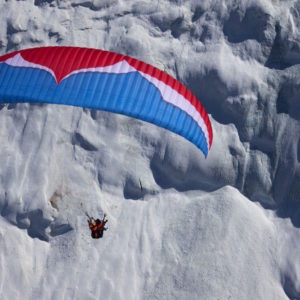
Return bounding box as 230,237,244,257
0,47,213,156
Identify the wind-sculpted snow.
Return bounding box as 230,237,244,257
0,187,288,299
0,0,300,299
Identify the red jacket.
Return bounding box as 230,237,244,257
88,219,107,239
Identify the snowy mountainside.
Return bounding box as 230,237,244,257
0,0,300,299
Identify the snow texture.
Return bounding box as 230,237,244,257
0,0,300,299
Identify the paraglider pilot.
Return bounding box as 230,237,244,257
88,214,108,239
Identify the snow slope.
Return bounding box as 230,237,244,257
0,0,300,299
